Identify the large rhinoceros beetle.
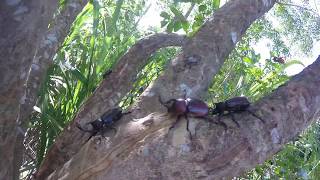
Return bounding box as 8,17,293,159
211,96,265,127
159,95,226,139
77,107,130,141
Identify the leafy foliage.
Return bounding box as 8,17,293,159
160,0,220,34
274,2,320,55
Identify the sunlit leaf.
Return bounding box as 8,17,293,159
181,21,189,32
173,21,182,31
283,60,305,70
160,11,171,19
212,0,220,9
243,56,253,64
167,21,175,32
199,5,207,12
169,5,185,21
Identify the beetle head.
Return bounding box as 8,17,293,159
211,102,225,114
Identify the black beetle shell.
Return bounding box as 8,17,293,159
100,108,123,125
89,119,104,130
225,96,250,111
186,98,209,117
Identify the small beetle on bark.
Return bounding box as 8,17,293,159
211,96,265,127
77,107,131,142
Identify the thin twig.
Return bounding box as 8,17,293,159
184,2,195,19
314,0,319,13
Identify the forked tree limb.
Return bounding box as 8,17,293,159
36,33,187,179
48,56,320,179
43,0,293,179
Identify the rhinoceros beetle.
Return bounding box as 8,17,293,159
211,96,265,127
159,95,226,139
77,107,131,141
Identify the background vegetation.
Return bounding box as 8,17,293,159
21,0,320,179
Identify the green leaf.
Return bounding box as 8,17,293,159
70,69,87,85
108,0,124,36
161,20,169,28
212,0,220,9
167,21,175,32
169,5,185,21
160,11,171,19
243,57,253,64
174,0,194,2
283,60,305,70
173,21,182,32
181,21,189,32
199,5,207,12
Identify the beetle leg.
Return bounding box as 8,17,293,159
185,114,192,140
97,125,117,138
246,109,265,123
107,125,118,135
183,89,187,99
76,122,98,143
216,115,228,130
158,95,166,105
76,123,95,133
86,131,98,142
204,116,227,131
122,111,132,115
169,115,182,130
229,113,240,128
158,96,174,110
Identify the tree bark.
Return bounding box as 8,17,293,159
36,33,188,179
47,54,320,179
0,0,88,179
39,0,320,179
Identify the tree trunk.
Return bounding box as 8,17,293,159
36,0,320,179
0,1,87,179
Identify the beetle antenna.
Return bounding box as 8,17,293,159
122,111,132,115
159,95,172,108
183,89,187,99
76,123,94,133
158,95,165,105
246,109,265,123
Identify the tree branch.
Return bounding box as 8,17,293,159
48,55,320,179
184,2,195,19
36,33,187,179
44,0,283,179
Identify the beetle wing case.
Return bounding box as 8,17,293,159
225,96,250,111
186,98,209,117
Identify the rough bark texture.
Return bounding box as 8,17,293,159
0,0,88,179
42,0,318,179
36,33,187,179
48,48,320,178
